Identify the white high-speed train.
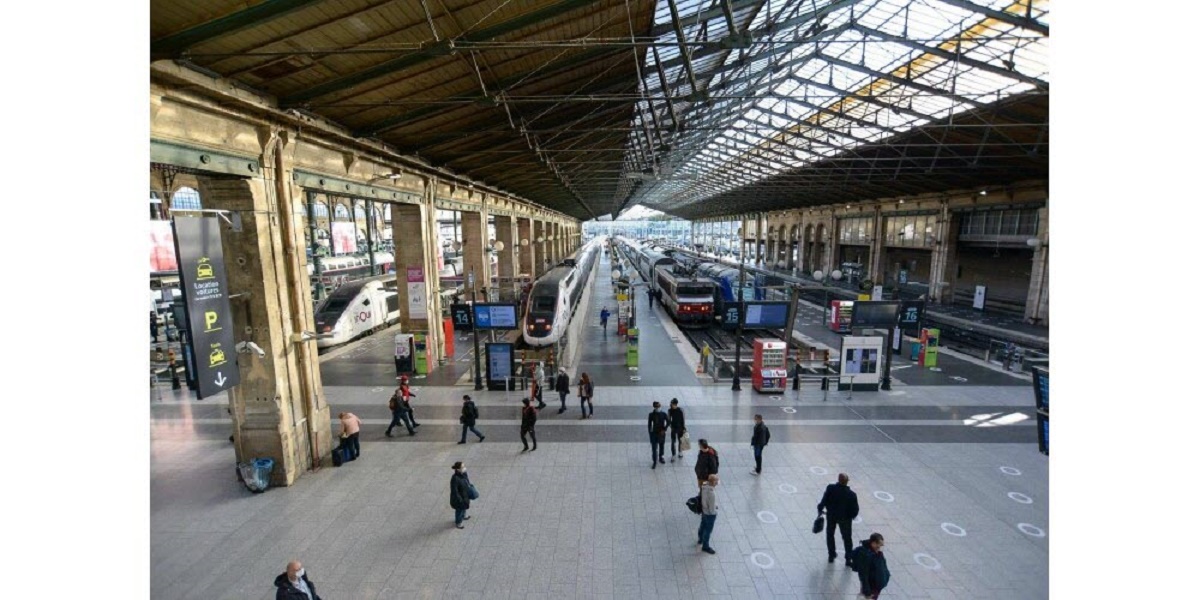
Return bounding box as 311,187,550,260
522,238,602,347
314,275,400,348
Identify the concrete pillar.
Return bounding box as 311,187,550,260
868,208,885,283
392,202,444,359
1023,203,1049,324
494,214,517,297
928,202,956,304
196,174,331,487
518,217,533,278
531,220,545,277
461,208,490,300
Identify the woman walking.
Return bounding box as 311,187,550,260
577,372,594,419
449,461,473,529
520,398,538,451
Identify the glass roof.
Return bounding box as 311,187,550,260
620,0,1049,211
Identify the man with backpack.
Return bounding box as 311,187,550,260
554,368,571,414
398,375,421,429
750,414,770,475
520,398,538,452
458,394,485,444
386,386,416,437
647,401,669,468
850,533,890,598
818,473,861,565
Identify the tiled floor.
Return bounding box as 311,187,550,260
151,381,1048,599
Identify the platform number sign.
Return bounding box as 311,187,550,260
450,303,473,331
1031,367,1049,456
898,300,925,330
722,303,742,330
172,215,240,399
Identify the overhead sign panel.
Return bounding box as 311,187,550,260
850,301,901,328
473,303,518,330
743,302,789,328
173,215,240,399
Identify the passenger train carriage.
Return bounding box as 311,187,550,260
654,265,715,327
522,238,602,347
314,275,400,348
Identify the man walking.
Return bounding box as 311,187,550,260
750,414,770,475
520,398,538,452
458,394,485,444
668,398,686,462
695,439,719,487
338,412,361,460
274,560,323,600
386,386,415,437
854,533,890,598
554,368,571,414
398,375,421,428
647,401,669,468
599,307,610,333
818,473,861,565
698,474,720,554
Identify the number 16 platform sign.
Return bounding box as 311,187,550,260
173,215,240,399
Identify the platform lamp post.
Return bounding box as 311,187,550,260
470,267,483,390
731,259,746,391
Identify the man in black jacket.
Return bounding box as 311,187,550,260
274,560,323,600
818,473,861,565
695,439,719,486
520,398,538,451
855,533,890,598
554,369,571,413
458,395,485,444
750,414,770,475
668,398,686,461
648,401,669,468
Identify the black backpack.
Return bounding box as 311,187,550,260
849,545,868,573
686,495,702,515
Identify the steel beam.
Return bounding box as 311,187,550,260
151,0,325,60
282,0,598,106
932,0,1048,36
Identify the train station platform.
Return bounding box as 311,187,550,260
151,376,1048,599
575,251,702,388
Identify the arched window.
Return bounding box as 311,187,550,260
172,186,202,210
334,204,350,220
311,202,329,218
354,205,366,219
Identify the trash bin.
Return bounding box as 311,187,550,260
237,458,274,493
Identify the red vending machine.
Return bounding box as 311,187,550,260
752,339,789,393
829,300,854,333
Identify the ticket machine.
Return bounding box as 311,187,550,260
752,339,788,393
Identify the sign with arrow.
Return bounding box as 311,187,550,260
173,215,241,399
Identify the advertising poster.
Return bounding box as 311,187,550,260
973,285,987,310
150,220,178,272
406,266,427,319
332,222,358,254
839,336,884,389
487,343,513,382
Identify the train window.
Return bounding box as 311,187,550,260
362,298,371,305
533,296,556,311
319,298,350,314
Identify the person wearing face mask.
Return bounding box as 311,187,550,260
450,461,474,529
647,401,669,469
274,560,323,600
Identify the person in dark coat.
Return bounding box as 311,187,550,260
647,401,669,468
856,533,890,598
667,398,686,461
554,369,571,414
150,311,158,342
694,439,719,487
450,461,473,529
819,472,861,565
274,560,323,600
386,386,416,437
398,375,421,428
458,394,485,444
750,414,770,475
520,398,538,452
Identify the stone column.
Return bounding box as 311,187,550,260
392,202,443,351
494,214,517,297
518,217,533,278
1023,203,1049,324
868,208,886,283
928,201,957,304
197,174,331,487
460,208,490,301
